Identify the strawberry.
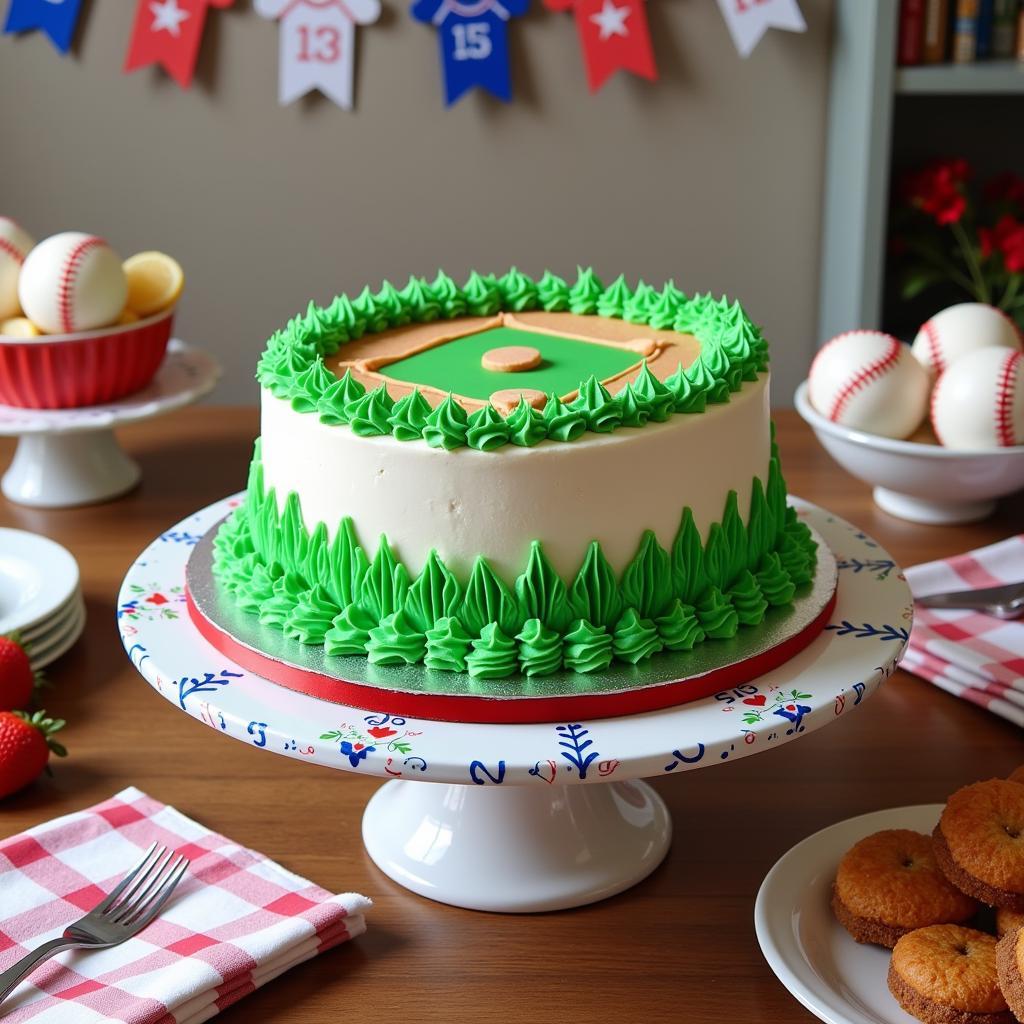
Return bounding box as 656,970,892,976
0,634,37,711
0,710,66,799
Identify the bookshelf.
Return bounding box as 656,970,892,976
896,60,1024,92
818,0,1024,346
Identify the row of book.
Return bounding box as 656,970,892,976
898,0,1024,65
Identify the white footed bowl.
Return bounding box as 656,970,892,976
794,380,1024,524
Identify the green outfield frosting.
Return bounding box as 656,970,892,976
348,385,394,437
324,605,376,657
256,268,770,449
388,389,432,441
563,619,614,673
284,585,339,645
430,271,468,318
542,393,586,442
425,616,472,673
367,609,426,666
506,399,548,447
318,371,366,427
213,446,819,680
384,326,638,404
656,599,705,652
612,608,663,664
422,394,469,450
536,270,570,311
466,403,511,451
516,618,563,677
498,267,540,311
466,623,518,679
695,586,739,640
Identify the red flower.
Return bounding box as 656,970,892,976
901,159,971,226
146,593,169,605
980,215,1024,273
985,172,1024,208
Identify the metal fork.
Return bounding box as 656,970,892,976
0,843,189,1008
916,581,1024,620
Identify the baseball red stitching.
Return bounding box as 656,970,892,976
921,319,944,374
827,335,902,422
57,235,105,334
994,349,1021,447
0,238,25,268
930,367,946,445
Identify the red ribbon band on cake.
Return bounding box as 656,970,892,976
186,583,838,725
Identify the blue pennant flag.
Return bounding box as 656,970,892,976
3,0,86,54
412,0,529,106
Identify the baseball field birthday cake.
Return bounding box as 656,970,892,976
210,268,818,684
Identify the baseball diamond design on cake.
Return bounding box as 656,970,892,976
211,268,818,683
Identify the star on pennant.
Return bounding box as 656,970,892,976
149,0,190,36
590,0,629,40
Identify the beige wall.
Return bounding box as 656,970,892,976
1,0,832,404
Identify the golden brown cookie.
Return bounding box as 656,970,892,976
996,927,1024,1022
935,781,1024,911
888,925,1011,1024
833,830,978,948
997,908,1024,938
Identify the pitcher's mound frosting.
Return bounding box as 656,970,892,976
212,268,817,682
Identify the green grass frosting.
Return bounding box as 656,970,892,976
212,434,818,681
256,267,769,449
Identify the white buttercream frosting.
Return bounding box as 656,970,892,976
259,375,772,581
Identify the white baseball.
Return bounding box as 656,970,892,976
18,232,128,334
0,218,35,321
931,346,1023,448
808,330,930,439
912,302,1022,376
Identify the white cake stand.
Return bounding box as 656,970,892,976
118,496,912,913
0,341,221,508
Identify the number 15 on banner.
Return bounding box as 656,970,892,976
256,0,381,110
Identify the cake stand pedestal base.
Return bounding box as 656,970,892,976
3,430,140,508
361,778,672,913
872,486,995,525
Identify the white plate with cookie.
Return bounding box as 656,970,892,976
755,804,946,1024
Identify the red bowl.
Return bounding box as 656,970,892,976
0,309,174,409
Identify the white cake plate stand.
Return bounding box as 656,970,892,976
118,497,912,913
0,341,221,508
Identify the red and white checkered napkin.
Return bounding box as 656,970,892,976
0,787,370,1024
902,535,1024,727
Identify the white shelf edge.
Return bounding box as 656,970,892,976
896,60,1024,94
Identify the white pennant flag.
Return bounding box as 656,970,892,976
255,0,381,109
714,0,805,58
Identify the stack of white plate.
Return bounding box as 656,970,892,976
0,529,84,670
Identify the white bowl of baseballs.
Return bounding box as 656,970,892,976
796,303,1024,525
0,219,184,409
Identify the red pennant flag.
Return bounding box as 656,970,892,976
124,0,234,89
546,0,656,92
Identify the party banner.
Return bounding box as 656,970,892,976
412,0,529,106
545,0,655,92
256,0,380,109
124,0,234,88
2,0,86,54
714,0,805,58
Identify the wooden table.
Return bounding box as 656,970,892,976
2,408,1022,1024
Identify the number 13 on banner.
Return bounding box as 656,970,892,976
713,0,805,58
412,0,529,106
256,0,381,110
